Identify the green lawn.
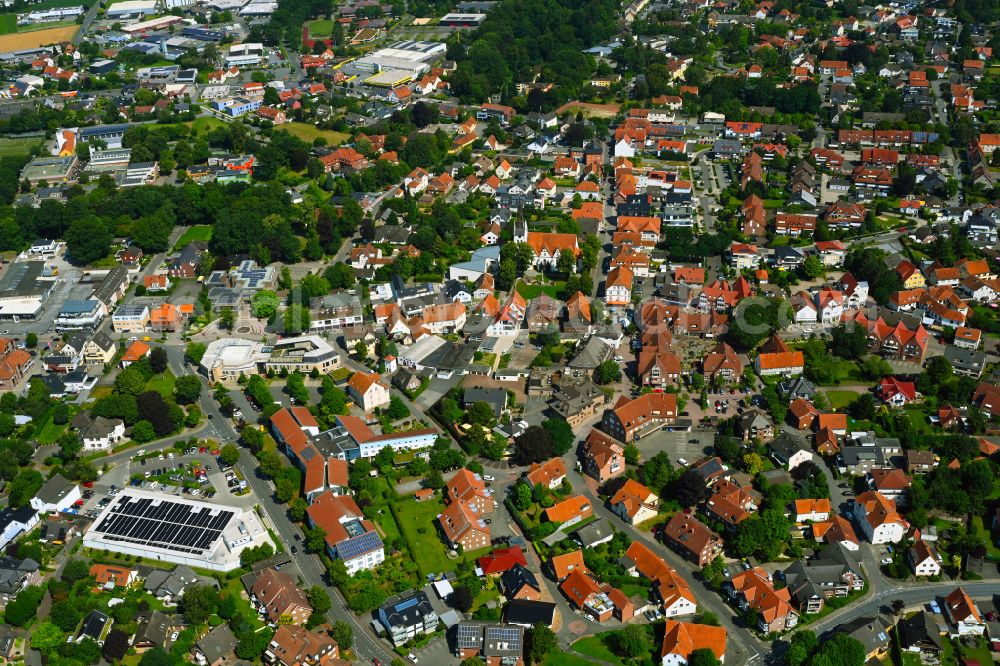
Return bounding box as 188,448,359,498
223,579,264,630
956,640,992,665
173,225,213,250
902,408,932,434
371,505,401,542
280,122,350,146
825,389,859,410
37,417,68,444
393,498,489,576
0,15,16,35
145,370,176,398
970,515,1000,560
307,18,335,37
543,654,597,666
0,137,40,157
184,116,229,135
572,635,623,665
516,280,564,299
394,498,455,576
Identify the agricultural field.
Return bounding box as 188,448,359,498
0,24,78,50
279,122,349,146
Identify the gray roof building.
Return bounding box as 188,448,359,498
463,388,508,418
194,624,236,665
574,519,614,548
0,557,39,597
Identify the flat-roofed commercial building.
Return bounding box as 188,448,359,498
54,299,106,331
20,155,78,186
0,261,55,321
112,304,150,333
83,490,273,571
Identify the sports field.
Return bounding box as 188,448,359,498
307,19,334,38
0,15,16,35
0,137,41,157
0,24,78,50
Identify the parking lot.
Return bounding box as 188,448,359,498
77,448,253,519
638,428,717,466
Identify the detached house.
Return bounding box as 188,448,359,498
908,540,941,577
726,567,798,633
252,569,312,625
264,625,339,666
346,371,390,413
755,351,804,377
852,491,908,544
581,430,625,483
525,458,567,490
660,622,727,666
662,512,723,567
610,479,659,526
943,587,984,637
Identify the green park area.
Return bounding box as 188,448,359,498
280,122,350,146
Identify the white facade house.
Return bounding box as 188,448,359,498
908,541,941,577
852,491,908,544
662,594,698,618
0,507,39,551
944,587,985,637
80,417,126,451
30,474,81,513
816,290,844,324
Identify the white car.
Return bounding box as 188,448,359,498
407,655,418,664
168,452,174,460
483,475,496,482
880,557,892,565
677,458,688,466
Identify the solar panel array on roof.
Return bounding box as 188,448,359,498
337,530,383,561
396,596,420,612
485,625,522,653
456,623,482,649
93,495,234,555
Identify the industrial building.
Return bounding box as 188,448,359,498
82,490,272,571
105,0,158,18
54,299,106,331
0,261,56,321
224,43,264,67
352,40,446,86
438,13,486,26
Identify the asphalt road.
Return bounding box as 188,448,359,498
234,445,397,664
808,580,1000,637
